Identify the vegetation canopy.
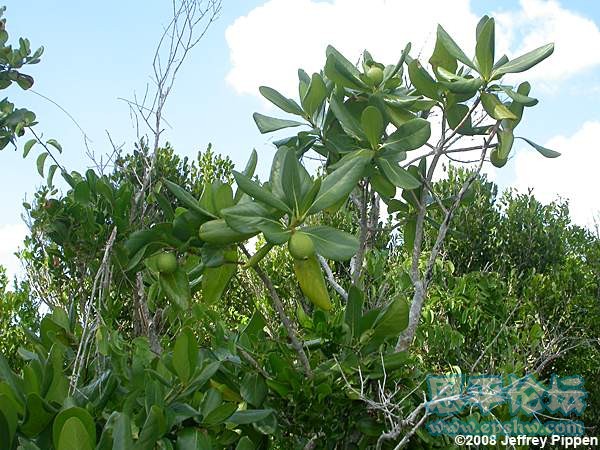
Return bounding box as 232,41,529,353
1,4,598,450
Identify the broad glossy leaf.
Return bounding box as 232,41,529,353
159,268,191,309
491,129,514,168
475,17,495,79
173,328,198,383
259,86,304,115
233,171,290,213
498,85,538,106
53,407,96,450
57,417,94,450
493,43,554,76
408,60,439,100
324,45,368,90
329,96,367,141
302,73,328,117
430,33,457,74
133,406,166,450
381,118,431,154
481,93,517,120
240,372,267,407
517,136,560,158
164,179,216,218
112,413,134,450
344,286,364,338
252,113,304,134
436,25,477,70
361,106,384,149
202,261,237,304
302,226,359,261
176,428,212,450
236,436,256,450
307,155,369,214
376,157,421,189
227,409,274,425
203,403,237,426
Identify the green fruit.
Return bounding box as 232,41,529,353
366,66,384,85
288,232,315,260
293,255,331,311
157,252,178,274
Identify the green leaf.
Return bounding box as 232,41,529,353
324,45,368,90
202,257,237,304
236,436,256,450
227,409,273,425
381,118,431,154
240,372,267,407
302,73,328,117
252,113,304,134
437,72,483,95
408,60,439,100
176,428,212,450
159,267,191,309
491,129,514,168
23,138,36,157
0,395,17,449
47,164,58,187
344,286,364,338
481,93,517,120
376,157,421,189
329,96,367,141
203,403,237,426
493,43,554,76
497,85,538,106
370,297,410,344
53,407,96,450
475,17,495,79
133,405,166,450
384,42,411,83
20,393,55,437
233,171,291,213
46,138,62,153
173,328,198,383
36,152,48,177
517,137,560,158
307,155,369,214
302,226,359,261
436,25,477,70
112,413,134,450
361,106,384,149
430,33,457,74
259,86,304,115
164,179,216,218
57,417,94,450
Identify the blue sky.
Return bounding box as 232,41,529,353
2,0,600,279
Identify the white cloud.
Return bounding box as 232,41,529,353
495,0,600,84
0,223,27,283
226,0,600,99
225,0,478,97
513,121,600,227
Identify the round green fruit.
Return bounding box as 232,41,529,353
288,232,315,260
157,252,178,274
366,66,384,85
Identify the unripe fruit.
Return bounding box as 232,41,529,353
288,232,315,260
366,66,384,86
293,255,332,310
157,252,178,274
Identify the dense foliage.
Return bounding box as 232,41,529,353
1,7,598,450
